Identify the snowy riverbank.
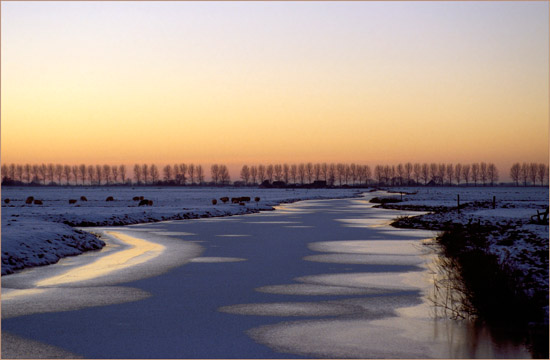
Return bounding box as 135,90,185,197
1,187,361,275
376,186,549,323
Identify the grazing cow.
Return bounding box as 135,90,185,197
138,199,153,206
239,202,245,206
255,197,260,202
69,199,77,204
139,196,144,201
34,200,43,205
26,196,34,204
133,196,140,201
220,197,229,204
4,198,10,204
240,197,251,202
212,199,217,205
106,196,114,201
80,196,88,201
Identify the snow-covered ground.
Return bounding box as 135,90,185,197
1,187,361,275
379,186,549,316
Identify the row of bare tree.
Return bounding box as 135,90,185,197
239,162,508,186
509,163,549,187
0,163,233,186
1,162,547,186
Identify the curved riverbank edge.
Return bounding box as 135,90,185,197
2,190,363,275
374,193,549,358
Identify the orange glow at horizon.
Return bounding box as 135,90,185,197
1,2,548,178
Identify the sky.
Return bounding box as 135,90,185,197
1,1,548,178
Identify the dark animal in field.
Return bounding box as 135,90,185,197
220,197,229,204
231,198,240,204
69,199,77,204
212,199,217,205
240,197,251,202
138,199,153,206
232,197,250,204
239,202,245,206
255,197,260,202
25,196,34,204
106,196,114,201
133,196,140,201
140,196,144,201
4,198,10,204
33,200,43,205
80,196,88,201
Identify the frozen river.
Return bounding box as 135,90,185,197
1,194,532,358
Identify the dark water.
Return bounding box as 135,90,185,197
1,195,535,358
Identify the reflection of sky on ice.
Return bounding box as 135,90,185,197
308,240,431,256
304,253,425,266
191,257,246,263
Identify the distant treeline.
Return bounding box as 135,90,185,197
1,162,548,187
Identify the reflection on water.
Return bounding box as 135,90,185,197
36,232,165,287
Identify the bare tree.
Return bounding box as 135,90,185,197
64,165,72,185
24,164,32,184
258,165,266,183
39,164,47,184
446,164,454,185
509,163,521,186
79,164,87,185
178,164,188,185
420,163,429,185
454,163,462,186
413,163,421,185
375,165,384,185
536,163,547,186
471,163,480,186
480,162,488,186
274,164,283,181
119,165,127,184
337,163,345,185
462,164,470,186
196,165,205,184
96,165,103,185
313,163,321,181
134,164,142,184
321,163,328,182
305,163,313,183
142,164,149,185
283,164,290,184
520,163,529,186
266,164,274,183
250,166,258,185
71,166,78,186
150,164,159,184
529,163,538,186
219,165,230,185
188,164,195,185
487,163,498,186
112,166,119,184
365,165,372,185
88,165,95,185
16,164,24,182
163,165,172,182
46,163,55,184
210,164,219,185
344,164,351,185
32,165,40,183
396,164,404,186
437,164,445,185
1,164,9,180
103,164,111,185
240,165,250,185
429,163,437,184
298,163,306,184
404,163,412,185
290,164,297,184
328,163,336,186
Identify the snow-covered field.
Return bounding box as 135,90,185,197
1,187,361,275
380,186,549,315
